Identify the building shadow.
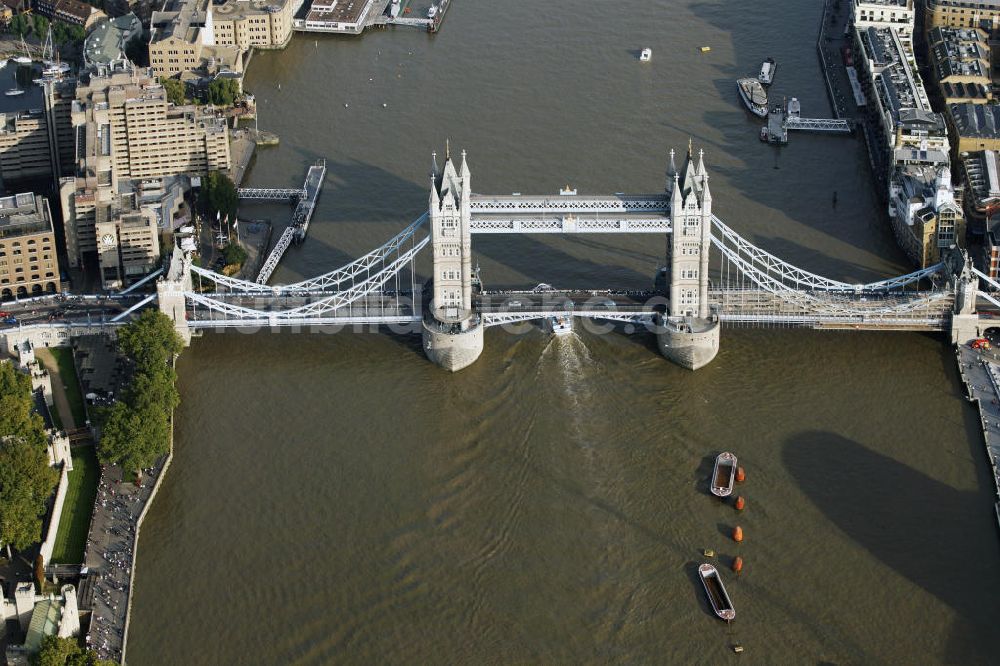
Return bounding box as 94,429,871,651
782,430,1000,662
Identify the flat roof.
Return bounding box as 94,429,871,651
307,0,374,25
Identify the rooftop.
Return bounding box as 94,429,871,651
212,0,289,19
950,103,1000,139
83,13,141,67
0,193,53,240
151,0,211,44
962,150,1000,208
307,0,374,24
861,27,932,120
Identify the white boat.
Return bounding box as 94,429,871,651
640,48,652,62
427,4,438,18
787,96,801,118
5,87,25,97
758,57,776,85
737,78,768,118
13,37,32,65
389,0,400,18
710,451,737,497
549,315,573,336
699,563,736,621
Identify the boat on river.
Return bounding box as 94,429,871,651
737,78,768,118
710,451,737,497
758,57,776,85
699,563,736,621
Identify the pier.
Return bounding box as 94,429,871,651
294,0,452,34
255,160,327,284
762,98,853,145
955,343,1000,529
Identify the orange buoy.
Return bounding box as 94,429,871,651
732,556,744,574
735,466,746,483
732,525,744,542
734,496,746,511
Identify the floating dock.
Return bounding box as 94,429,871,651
294,0,451,34
955,345,1000,531
761,97,852,145
253,160,327,285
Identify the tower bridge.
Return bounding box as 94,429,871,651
3,144,986,372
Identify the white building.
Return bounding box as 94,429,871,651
853,0,915,39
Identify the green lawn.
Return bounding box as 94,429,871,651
49,347,87,427
50,446,99,564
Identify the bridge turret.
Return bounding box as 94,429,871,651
422,146,484,372
658,142,720,370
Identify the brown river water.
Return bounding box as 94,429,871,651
127,1,1000,663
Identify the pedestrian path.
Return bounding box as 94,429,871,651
955,344,1000,528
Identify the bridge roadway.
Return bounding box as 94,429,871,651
177,286,960,331
468,194,673,233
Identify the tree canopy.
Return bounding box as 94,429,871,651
0,361,58,551
160,77,186,106
207,77,240,107
32,635,117,666
97,311,182,474
203,171,238,223
222,242,247,268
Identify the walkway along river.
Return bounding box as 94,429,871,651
125,1,1000,663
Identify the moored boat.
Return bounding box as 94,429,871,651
699,563,736,621
758,57,776,85
5,87,25,97
710,451,737,497
737,78,768,118
640,48,652,62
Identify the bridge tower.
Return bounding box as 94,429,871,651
657,143,720,370
157,244,193,346
421,146,484,371
946,247,983,344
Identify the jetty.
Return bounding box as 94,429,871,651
761,97,853,145
294,0,452,35
955,342,1000,529
245,160,327,285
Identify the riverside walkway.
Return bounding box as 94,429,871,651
955,344,1000,528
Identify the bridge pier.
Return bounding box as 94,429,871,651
657,315,720,370
422,318,484,372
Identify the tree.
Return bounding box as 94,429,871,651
0,363,58,552
32,635,117,666
97,311,182,474
34,553,44,591
9,13,31,38
222,242,247,267
203,171,238,222
160,77,186,106
206,77,240,107
116,309,184,373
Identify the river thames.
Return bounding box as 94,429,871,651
127,0,1000,663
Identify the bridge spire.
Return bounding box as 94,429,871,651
431,150,439,178
697,148,706,176
667,149,677,191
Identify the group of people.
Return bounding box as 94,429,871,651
82,465,159,662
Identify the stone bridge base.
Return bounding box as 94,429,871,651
422,319,484,372
657,316,720,370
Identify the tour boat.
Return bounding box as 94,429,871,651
758,57,776,85
550,315,572,336
710,451,737,497
5,87,25,97
699,563,735,621
640,48,652,62
737,78,768,118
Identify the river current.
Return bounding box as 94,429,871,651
127,1,1000,663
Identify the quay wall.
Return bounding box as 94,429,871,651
816,0,840,120
954,347,1000,530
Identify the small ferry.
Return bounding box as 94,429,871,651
710,451,737,497
550,315,573,336
699,563,736,621
640,48,652,62
427,4,438,18
737,78,768,118
758,57,776,86
787,96,801,118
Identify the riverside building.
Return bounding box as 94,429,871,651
59,63,230,288
0,192,61,299
854,23,966,266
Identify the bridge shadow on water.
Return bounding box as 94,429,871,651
782,429,1000,662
